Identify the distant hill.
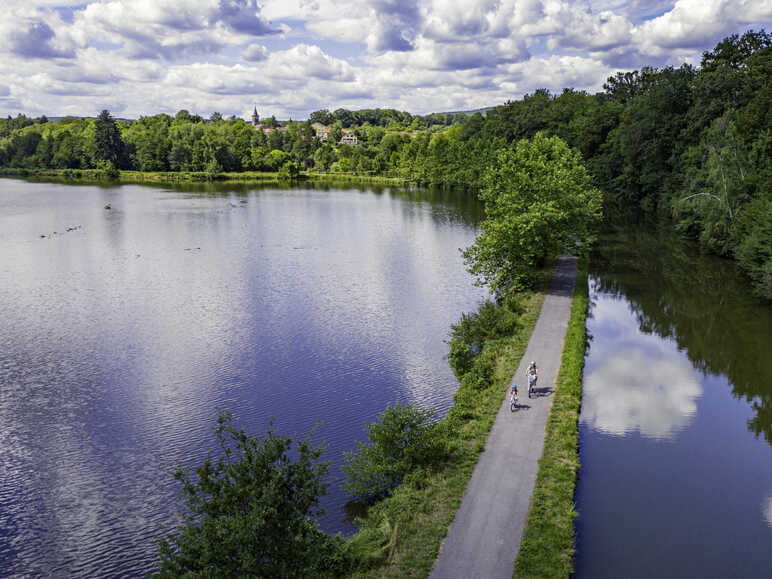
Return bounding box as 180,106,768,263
47,116,134,122
433,106,496,116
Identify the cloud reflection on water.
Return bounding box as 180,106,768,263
764,494,772,529
581,279,703,440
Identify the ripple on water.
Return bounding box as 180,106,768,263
0,182,486,576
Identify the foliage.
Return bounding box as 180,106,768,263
94,110,126,167
95,159,119,179
734,195,772,297
154,411,349,578
448,294,522,379
463,133,602,292
343,403,448,501
278,159,301,180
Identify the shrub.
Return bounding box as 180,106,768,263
96,160,119,179
343,403,447,500
448,295,522,379
153,411,350,578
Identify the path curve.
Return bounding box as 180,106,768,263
430,255,578,579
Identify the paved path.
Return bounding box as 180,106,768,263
430,256,578,579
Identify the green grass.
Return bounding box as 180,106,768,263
0,167,411,187
306,172,408,185
513,256,589,578
343,267,555,577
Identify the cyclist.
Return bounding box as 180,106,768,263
527,361,538,394
510,383,518,406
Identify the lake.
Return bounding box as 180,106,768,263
0,178,487,577
574,226,772,577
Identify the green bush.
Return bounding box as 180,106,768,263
343,403,448,500
448,295,522,379
154,411,350,578
95,159,119,179
278,160,301,180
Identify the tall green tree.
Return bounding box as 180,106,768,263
464,133,602,292
93,109,124,167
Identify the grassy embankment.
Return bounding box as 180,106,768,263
513,255,589,578
343,266,554,577
0,167,409,186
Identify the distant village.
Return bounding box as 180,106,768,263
251,107,359,146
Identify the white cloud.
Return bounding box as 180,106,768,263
165,63,272,95
424,0,501,40
633,0,772,52
501,54,612,93
0,0,768,118
305,17,370,45
72,0,277,61
242,44,268,61
268,44,356,81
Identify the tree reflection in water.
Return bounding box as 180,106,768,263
589,223,772,445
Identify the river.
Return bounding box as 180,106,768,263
574,225,772,577
0,178,486,577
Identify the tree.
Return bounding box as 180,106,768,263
463,133,603,292
343,403,446,500
154,411,349,578
93,109,124,167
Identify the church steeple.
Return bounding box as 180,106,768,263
252,106,260,127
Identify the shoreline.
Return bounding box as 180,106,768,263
430,256,579,578
0,167,412,187
344,267,553,576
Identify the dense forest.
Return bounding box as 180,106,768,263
1,30,769,298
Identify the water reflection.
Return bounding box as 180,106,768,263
582,281,703,439
575,223,772,578
589,225,772,446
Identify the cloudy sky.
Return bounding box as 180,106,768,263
0,0,770,120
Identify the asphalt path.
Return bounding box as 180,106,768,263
430,256,578,579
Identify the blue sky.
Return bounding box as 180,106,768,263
0,0,769,120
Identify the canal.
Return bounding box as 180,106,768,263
575,225,772,577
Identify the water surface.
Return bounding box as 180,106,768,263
575,227,772,577
0,178,486,577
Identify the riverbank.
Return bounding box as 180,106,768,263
343,267,553,576
514,255,588,577
0,167,410,187
429,256,578,579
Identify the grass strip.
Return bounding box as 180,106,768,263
344,267,555,577
513,256,589,578
0,167,411,187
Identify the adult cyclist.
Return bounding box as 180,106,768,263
527,361,538,396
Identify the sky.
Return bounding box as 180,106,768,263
0,0,770,120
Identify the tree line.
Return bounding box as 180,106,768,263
0,107,467,176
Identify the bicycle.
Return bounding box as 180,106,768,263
510,385,519,412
